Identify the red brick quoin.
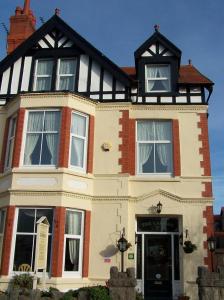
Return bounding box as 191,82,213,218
202,182,213,198
82,210,91,277
0,118,10,173
51,207,66,277
172,119,181,177
0,206,16,275
197,113,211,176
118,110,135,175
203,206,214,271
87,116,95,174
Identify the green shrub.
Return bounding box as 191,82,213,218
10,273,33,290
60,290,74,300
41,287,60,298
88,286,111,300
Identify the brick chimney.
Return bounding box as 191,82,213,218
7,0,36,54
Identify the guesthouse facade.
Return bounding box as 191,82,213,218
0,1,214,299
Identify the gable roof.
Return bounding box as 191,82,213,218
0,14,131,86
134,30,182,60
121,64,214,86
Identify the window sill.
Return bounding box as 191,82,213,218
130,175,180,182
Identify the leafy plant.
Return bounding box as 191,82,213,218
183,241,197,253
136,291,144,300
10,273,33,290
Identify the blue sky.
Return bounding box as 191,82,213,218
0,0,223,214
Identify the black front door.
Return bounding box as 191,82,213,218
144,234,172,300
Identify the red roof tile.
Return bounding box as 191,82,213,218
121,65,213,85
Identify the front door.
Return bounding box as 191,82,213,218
144,234,172,300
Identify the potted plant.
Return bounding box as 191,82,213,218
183,241,197,253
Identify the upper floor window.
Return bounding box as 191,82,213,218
33,58,76,92
137,120,173,174
23,110,61,166
5,116,17,170
70,112,89,172
145,65,170,92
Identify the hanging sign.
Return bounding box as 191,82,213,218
35,218,49,269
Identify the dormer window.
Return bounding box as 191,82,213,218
34,59,54,91
145,64,171,92
57,58,76,91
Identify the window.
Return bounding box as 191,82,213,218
23,110,61,166
34,59,54,91
137,120,173,174
33,58,76,92
57,58,76,91
70,112,89,171
145,65,170,92
0,209,6,268
63,209,84,275
12,208,53,272
5,116,17,170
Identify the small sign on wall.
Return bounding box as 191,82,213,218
128,253,134,260
104,257,111,263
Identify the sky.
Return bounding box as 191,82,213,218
0,0,223,214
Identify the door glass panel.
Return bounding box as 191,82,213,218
174,235,180,280
137,217,178,232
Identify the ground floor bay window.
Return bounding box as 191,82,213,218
11,208,53,272
63,209,84,276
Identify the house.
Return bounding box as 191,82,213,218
0,1,215,299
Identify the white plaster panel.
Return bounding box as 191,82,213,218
58,36,67,47
16,177,58,186
103,71,113,91
21,57,32,92
78,55,89,92
163,51,173,56
116,81,125,91
149,44,156,53
45,34,55,47
103,94,113,99
11,58,22,94
0,99,6,105
67,180,88,190
142,51,151,57
159,44,165,54
90,61,100,92
190,87,201,93
179,88,187,94
145,97,157,103
115,94,125,99
161,97,173,103
38,39,48,48
190,96,202,103
137,97,143,103
90,94,99,99
175,96,187,103
64,40,74,48
0,68,10,94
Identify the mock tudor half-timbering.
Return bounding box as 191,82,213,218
0,1,215,299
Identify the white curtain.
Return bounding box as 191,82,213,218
138,144,153,173
158,66,170,90
44,111,60,131
46,134,58,164
27,112,43,132
146,66,157,91
24,134,39,164
36,60,53,91
59,59,76,90
137,121,154,141
71,137,84,167
71,114,86,136
155,121,171,141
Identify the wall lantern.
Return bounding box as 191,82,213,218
156,201,163,214
207,236,216,272
117,228,131,272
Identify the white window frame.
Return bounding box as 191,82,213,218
9,207,53,275
69,111,89,173
136,120,173,176
22,109,61,168
145,64,171,93
4,116,17,171
62,209,84,278
33,58,54,91
56,58,76,91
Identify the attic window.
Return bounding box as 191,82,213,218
145,65,171,92
34,59,54,91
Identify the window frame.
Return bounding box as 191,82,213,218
4,115,17,171
33,58,54,92
136,120,173,176
145,64,171,93
69,111,89,173
22,109,61,168
0,209,6,269
9,207,53,275
62,209,84,278
56,58,76,91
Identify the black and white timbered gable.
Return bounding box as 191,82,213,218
0,15,131,104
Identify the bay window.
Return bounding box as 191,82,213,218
23,110,60,166
4,116,17,170
63,209,84,275
70,112,88,172
145,65,170,92
12,208,53,272
137,120,173,174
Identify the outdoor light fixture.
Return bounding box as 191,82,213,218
207,236,216,272
156,201,163,214
117,228,131,272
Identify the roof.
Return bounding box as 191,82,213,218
121,64,214,85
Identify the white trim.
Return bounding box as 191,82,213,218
4,115,17,171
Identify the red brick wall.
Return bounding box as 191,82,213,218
118,110,135,175
51,207,66,277
82,210,91,277
172,119,181,176
202,182,213,198
58,107,72,168
12,108,25,168
197,113,211,176
0,118,10,173
203,206,214,270
0,206,16,275
87,116,95,174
